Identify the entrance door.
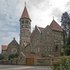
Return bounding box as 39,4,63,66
26,58,34,65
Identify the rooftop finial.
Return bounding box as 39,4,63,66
13,37,15,40
25,2,26,6
53,16,54,20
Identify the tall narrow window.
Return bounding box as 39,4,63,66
55,45,58,51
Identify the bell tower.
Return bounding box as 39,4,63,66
20,4,31,47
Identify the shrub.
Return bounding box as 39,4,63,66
8,53,19,60
52,56,70,70
0,54,4,60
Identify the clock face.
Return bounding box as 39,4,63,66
11,48,17,54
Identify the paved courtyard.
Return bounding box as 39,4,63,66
0,65,52,70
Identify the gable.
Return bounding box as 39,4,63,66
8,38,19,47
31,26,41,39
50,20,63,32
43,25,52,35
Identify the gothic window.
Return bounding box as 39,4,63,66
22,20,24,23
38,48,40,52
21,21,24,28
55,45,58,51
36,48,40,53
25,25,28,28
61,41,63,45
11,48,17,54
25,20,28,24
25,20,30,28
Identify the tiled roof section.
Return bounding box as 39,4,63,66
31,26,44,38
20,6,30,19
50,20,63,32
8,38,19,46
2,45,8,51
38,27,44,32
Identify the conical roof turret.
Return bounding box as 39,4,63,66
20,5,31,20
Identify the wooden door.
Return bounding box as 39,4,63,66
26,58,34,65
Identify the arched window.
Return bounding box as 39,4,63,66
55,45,58,51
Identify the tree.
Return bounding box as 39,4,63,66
52,56,70,70
0,54,4,60
61,12,70,26
61,12,70,55
64,36,70,55
61,12,70,45
8,53,19,60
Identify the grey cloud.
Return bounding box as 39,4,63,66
29,0,44,6
28,0,51,10
65,0,70,13
51,8,62,22
0,0,20,45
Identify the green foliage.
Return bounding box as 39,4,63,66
67,36,70,45
52,56,70,70
61,12,70,45
61,12,70,25
8,53,19,60
63,36,70,55
0,54,4,60
64,45,70,55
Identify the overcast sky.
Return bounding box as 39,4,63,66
0,0,70,50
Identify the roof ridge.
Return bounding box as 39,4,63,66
8,38,19,46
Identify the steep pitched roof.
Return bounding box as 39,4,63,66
31,26,44,38
20,6,30,20
38,27,44,32
8,38,19,47
50,20,63,32
2,45,8,51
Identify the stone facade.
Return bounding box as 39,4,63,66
6,38,19,57
2,38,20,60
2,45,8,55
30,26,42,55
30,21,63,57
18,6,64,65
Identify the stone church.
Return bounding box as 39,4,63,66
18,5,64,65
1,5,64,65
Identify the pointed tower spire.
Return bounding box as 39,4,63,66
20,3,31,20
20,3,31,48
